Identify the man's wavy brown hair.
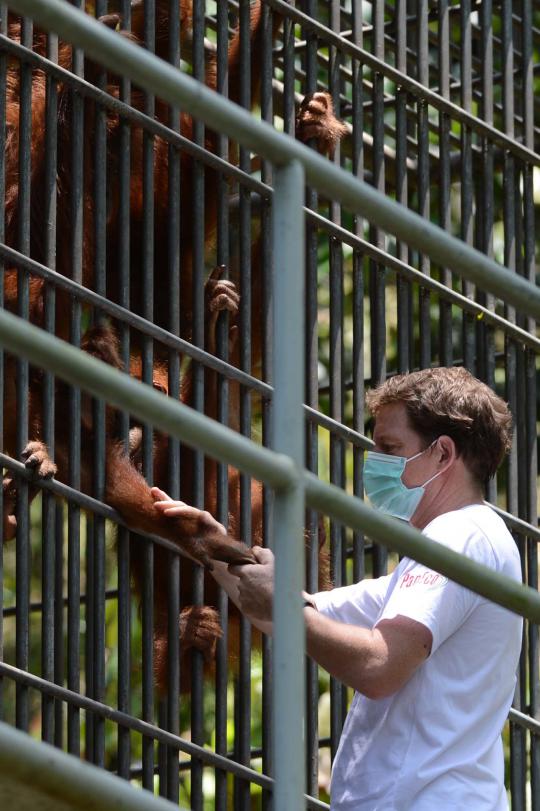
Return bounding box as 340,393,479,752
365,367,513,486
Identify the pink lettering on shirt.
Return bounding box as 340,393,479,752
400,570,448,589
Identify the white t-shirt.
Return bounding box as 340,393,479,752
313,504,523,811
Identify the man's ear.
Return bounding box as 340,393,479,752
436,435,456,466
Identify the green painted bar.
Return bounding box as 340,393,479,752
271,160,306,811
6,0,540,321
0,720,185,811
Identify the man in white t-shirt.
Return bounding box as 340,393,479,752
153,366,523,810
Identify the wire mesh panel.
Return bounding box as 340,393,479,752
0,0,538,809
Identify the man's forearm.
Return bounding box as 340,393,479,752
304,606,387,699
304,606,430,700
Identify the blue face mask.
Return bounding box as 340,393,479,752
363,443,441,521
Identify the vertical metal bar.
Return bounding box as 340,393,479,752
437,0,452,368
92,476,106,771
326,0,347,762
369,0,386,577
164,0,180,803
351,0,365,612
116,525,131,779
40,24,58,747
53,502,64,748
395,0,411,374
526,356,539,807
90,0,108,767
460,0,475,374
164,341,178,811
500,2,524,805
67,0,84,755
234,3,253,806
302,0,320,797
521,0,538,798
160,496,178,762
190,1,205,806
368,0,385,389
85,514,95,760
352,249,365,592
260,7,274,808
328,0,345,577
517,7,534,803
477,0,496,506
272,157,305,811
416,0,430,370
214,3,230,808
281,0,295,138
514,334,528,811
510,524,528,811
141,0,156,791
116,0,132,782
328,321,344,749
157,702,167,797
15,13,32,735
515,350,527,526
502,0,516,276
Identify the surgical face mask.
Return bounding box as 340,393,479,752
363,442,442,521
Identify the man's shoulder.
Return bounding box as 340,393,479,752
423,504,519,574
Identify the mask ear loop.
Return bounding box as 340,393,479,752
419,439,454,488
404,438,439,466
421,468,446,488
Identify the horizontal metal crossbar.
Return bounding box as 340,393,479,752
7,0,540,322
489,504,540,545
0,307,538,625
508,708,540,737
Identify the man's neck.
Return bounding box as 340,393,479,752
411,478,484,531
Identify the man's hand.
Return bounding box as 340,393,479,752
229,546,275,623
151,490,274,632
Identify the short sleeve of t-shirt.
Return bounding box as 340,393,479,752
377,510,498,654
313,574,393,629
